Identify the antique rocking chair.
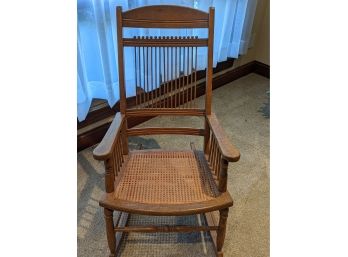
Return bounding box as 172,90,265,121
93,5,240,257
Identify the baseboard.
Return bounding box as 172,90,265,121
253,60,270,78
77,60,269,152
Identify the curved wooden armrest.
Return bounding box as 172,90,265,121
206,113,240,162
93,113,125,160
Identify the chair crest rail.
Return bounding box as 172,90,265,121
121,5,209,28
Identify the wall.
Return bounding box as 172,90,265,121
233,0,270,68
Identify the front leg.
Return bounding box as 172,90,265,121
216,208,229,257
104,208,116,257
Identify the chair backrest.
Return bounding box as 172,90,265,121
116,5,215,119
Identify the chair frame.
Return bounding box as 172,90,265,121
93,5,240,257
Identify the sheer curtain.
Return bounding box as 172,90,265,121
77,0,258,121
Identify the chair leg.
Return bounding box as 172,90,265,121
104,208,116,257
216,208,229,257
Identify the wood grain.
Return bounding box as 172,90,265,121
206,113,240,162
93,6,239,257
93,113,125,160
116,7,126,114
127,127,205,136
104,209,116,257
122,5,209,28
205,7,214,115
100,191,233,216
114,225,219,233
126,108,205,117
123,37,208,47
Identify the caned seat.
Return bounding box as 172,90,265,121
93,5,240,257
100,149,233,215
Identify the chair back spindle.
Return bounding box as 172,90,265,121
116,5,215,117
132,37,199,109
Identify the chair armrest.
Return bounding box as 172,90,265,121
206,113,240,162
93,113,125,160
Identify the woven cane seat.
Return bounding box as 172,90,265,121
100,149,233,215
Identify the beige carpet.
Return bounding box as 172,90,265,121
77,73,270,257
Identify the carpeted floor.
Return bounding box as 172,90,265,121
77,73,270,257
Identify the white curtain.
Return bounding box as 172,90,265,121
77,0,258,121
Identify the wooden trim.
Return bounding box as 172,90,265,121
123,19,209,28
122,5,209,28
116,7,126,114
216,208,229,256
114,211,130,256
253,60,270,78
206,113,240,162
204,211,219,253
104,209,116,256
78,122,112,152
205,7,214,115
123,37,208,47
92,113,125,160
126,108,205,117
99,191,233,216
77,60,269,152
127,127,205,137
77,101,115,129
103,210,130,256
114,225,219,233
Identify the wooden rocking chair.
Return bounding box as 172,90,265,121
93,5,240,257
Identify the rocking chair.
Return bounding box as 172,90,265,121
93,5,240,257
